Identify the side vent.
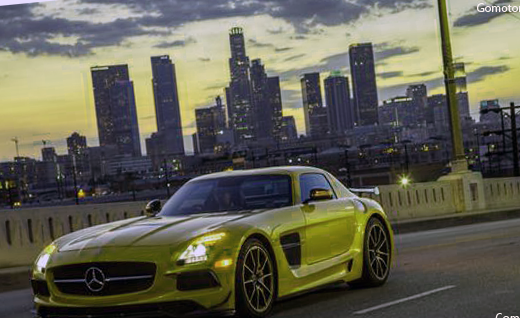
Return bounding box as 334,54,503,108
280,233,301,268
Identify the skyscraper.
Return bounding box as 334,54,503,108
301,73,328,138
406,84,428,125
250,59,284,141
324,71,354,134
66,132,90,179
91,65,141,157
150,55,185,155
267,76,284,141
195,96,227,154
226,27,254,143
250,59,270,140
280,116,298,141
349,43,379,126
454,62,471,120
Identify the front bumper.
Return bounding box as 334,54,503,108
32,246,237,317
35,301,234,318
35,300,234,318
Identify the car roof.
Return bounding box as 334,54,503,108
190,166,327,182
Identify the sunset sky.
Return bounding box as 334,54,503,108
0,0,519,161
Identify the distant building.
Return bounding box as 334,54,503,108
379,96,415,127
88,145,118,179
267,76,284,141
324,71,354,134
406,84,428,125
106,156,152,176
428,94,450,133
454,62,471,120
41,147,57,163
480,99,501,123
250,59,271,140
301,73,328,138
150,55,185,156
91,65,141,157
66,132,90,181
280,116,298,141
195,96,227,154
349,43,379,126
226,27,254,143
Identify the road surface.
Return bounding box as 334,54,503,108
1,218,519,318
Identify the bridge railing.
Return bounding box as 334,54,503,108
2,175,520,268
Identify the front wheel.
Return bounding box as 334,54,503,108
349,217,391,288
235,238,276,318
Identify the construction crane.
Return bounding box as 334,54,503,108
11,137,19,158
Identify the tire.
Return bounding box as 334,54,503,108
349,217,391,288
235,238,276,318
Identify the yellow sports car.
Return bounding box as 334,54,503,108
32,166,394,318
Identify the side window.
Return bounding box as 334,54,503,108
300,173,336,203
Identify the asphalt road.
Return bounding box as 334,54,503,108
1,218,519,318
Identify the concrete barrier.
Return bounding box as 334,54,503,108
377,181,457,221
0,201,145,268
484,177,520,209
2,175,520,268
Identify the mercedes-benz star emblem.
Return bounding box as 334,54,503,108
85,267,106,292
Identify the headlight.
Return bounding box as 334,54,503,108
177,233,226,265
34,244,57,274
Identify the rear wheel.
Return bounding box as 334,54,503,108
235,238,275,318
349,217,391,288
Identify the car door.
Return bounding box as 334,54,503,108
299,173,354,264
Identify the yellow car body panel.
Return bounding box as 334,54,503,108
32,166,394,317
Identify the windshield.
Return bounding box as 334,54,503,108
159,174,293,216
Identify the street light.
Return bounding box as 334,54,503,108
398,175,411,188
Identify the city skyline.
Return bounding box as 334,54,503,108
1,0,520,161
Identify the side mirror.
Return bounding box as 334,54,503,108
306,188,333,203
145,199,162,217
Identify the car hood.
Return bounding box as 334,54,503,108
58,213,247,252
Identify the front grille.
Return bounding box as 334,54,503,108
51,262,156,296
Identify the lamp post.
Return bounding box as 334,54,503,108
437,0,467,171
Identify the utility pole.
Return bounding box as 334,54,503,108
437,0,466,168
163,159,170,198
72,155,79,205
344,149,352,188
510,102,519,176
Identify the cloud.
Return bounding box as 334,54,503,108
378,71,403,79
0,38,91,57
248,39,274,48
0,0,432,57
467,65,510,83
154,37,196,48
0,5,167,57
82,0,430,33
408,70,437,77
375,42,420,61
77,7,99,15
281,89,303,109
275,47,293,52
267,27,285,34
284,54,306,62
379,77,443,100
291,35,308,40
454,0,512,27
